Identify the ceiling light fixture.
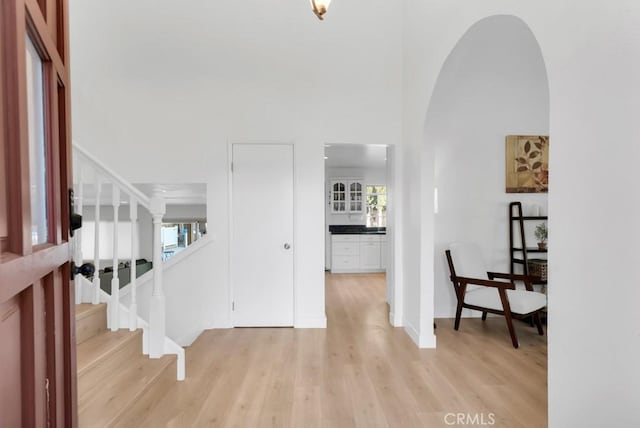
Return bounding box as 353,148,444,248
310,0,331,20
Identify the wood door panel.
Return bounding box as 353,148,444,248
62,262,77,428
46,269,65,427
21,279,48,428
0,42,6,250
1,0,76,426
0,72,7,243
0,243,69,302
2,0,31,256
0,296,23,428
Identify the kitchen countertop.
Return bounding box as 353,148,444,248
329,225,386,235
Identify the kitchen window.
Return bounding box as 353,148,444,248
366,185,387,227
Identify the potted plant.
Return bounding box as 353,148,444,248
535,223,548,249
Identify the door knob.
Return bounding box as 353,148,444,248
284,243,291,250
72,262,95,279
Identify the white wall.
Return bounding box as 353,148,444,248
81,221,136,260
403,2,640,426
81,204,152,263
69,0,403,330
121,237,215,346
429,16,549,317
164,204,206,222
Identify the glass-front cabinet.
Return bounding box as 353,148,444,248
349,181,363,213
331,181,347,213
331,179,363,214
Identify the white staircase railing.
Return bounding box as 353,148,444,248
73,142,185,380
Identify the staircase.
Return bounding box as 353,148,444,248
72,142,186,384
76,303,177,427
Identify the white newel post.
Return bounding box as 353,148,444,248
149,195,166,358
92,176,102,305
74,163,84,304
129,199,138,331
110,186,121,331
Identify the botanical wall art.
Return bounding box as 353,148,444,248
505,135,549,193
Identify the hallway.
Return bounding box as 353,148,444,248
119,273,546,427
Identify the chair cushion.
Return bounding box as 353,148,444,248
464,287,547,315
449,243,489,292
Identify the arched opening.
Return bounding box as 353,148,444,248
425,15,550,331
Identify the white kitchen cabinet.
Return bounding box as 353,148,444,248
359,241,381,270
348,181,364,213
330,180,347,213
380,236,387,269
331,235,359,273
331,234,386,273
330,179,363,214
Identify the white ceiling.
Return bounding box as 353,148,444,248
324,144,387,169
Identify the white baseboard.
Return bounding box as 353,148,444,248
294,315,327,329
206,315,327,329
208,317,233,329
389,311,403,327
174,330,203,347
404,321,437,348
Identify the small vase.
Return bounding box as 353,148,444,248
538,242,547,250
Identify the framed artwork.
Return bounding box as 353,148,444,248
505,135,549,193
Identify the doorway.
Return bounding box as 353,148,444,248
324,144,399,322
230,144,294,327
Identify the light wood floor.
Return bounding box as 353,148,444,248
123,273,547,427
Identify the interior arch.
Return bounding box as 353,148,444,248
423,15,550,319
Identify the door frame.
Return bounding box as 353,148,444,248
322,143,403,326
385,144,403,326
227,141,296,327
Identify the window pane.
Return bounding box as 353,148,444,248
366,185,387,227
25,36,49,245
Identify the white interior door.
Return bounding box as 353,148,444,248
231,144,294,326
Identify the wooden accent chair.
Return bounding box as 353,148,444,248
445,243,547,348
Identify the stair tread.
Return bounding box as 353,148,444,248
77,329,142,375
75,303,107,320
79,351,176,427
76,303,108,345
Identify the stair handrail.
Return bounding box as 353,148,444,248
73,142,150,207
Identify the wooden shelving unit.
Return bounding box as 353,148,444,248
509,201,547,284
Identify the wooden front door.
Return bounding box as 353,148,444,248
1,0,76,426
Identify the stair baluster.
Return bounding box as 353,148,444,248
74,163,84,305
149,195,166,358
110,185,121,331
129,199,138,331
92,175,102,305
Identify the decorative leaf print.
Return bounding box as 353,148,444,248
507,135,549,193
